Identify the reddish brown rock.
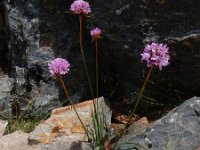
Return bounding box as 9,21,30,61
29,97,112,145
114,114,136,125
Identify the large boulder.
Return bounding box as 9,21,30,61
29,97,111,145
0,0,200,116
117,97,200,150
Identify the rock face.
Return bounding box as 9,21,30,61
0,71,14,117
0,0,200,116
117,97,200,150
1,0,62,117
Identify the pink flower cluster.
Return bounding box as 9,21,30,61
48,58,70,76
90,27,102,40
70,0,91,15
141,43,170,70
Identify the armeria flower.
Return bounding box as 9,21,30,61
48,58,70,76
70,0,91,15
141,43,170,70
90,27,102,40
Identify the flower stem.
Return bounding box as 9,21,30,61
59,75,90,139
95,39,99,110
79,15,96,110
94,38,102,147
79,15,83,49
112,65,154,148
126,65,154,128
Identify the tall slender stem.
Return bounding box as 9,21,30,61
59,75,90,139
79,15,83,50
95,39,99,110
113,65,154,148
78,15,97,114
94,38,101,147
129,65,154,124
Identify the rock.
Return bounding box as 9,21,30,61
0,129,92,150
135,117,149,127
0,131,41,150
5,0,62,116
111,117,149,133
81,142,93,150
29,97,112,145
69,142,93,150
39,137,93,150
111,123,126,134
110,117,149,145
118,117,149,144
0,119,7,137
1,0,200,117
0,73,14,117
114,113,136,124
117,97,200,150
28,79,62,117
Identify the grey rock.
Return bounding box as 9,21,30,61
81,142,93,150
0,131,42,150
40,137,93,150
97,97,112,128
1,0,200,117
0,72,14,117
26,0,200,112
4,0,62,116
27,80,61,116
0,129,92,150
15,66,26,96
0,119,7,137
117,97,200,150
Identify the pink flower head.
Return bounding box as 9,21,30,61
70,0,91,15
48,58,70,76
141,43,170,70
90,27,102,40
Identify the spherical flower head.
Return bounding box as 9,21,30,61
90,27,102,40
141,43,170,70
70,0,91,15
48,58,70,76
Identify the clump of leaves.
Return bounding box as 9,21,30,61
6,115,41,134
